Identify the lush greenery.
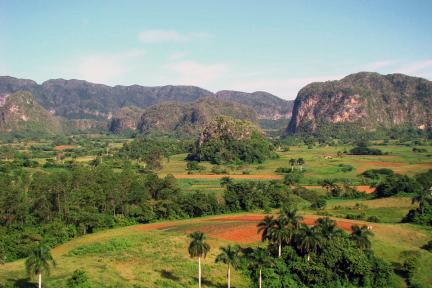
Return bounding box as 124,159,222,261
188,117,277,164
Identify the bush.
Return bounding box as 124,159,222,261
67,269,90,288
311,197,327,209
186,161,205,172
338,164,353,172
349,145,383,155
284,171,303,185
211,166,228,174
275,167,292,174
367,215,381,223
375,174,422,198
422,240,432,252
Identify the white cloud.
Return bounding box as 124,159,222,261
138,29,211,43
230,75,343,100
363,60,398,71
168,51,188,60
73,49,145,84
164,60,227,87
396,59,432,77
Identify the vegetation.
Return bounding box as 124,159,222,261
188,231,211,288
188,116,277,164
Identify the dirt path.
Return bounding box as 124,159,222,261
174,174,283,180
304,185,375,193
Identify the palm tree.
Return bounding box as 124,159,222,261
412,188,431,215
280,208,303,230
25,244,56,288
350,225,374,250
188,231,211,288
248,248,272,288
268,218,291,258
297,158,305,171
289,158,296,171
315,217,343,238
297,224,321,261
215,245,241,288
257,215,275,242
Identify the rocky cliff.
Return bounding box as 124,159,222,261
287,72,432,134
0,91,61,134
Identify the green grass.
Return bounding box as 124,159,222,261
323,196,416,223
0,225,252,288
159,145,432,187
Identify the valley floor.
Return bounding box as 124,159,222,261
1,202,431,287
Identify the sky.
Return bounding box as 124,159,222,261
0,0,431,100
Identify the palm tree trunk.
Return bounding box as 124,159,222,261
38,273,42,288
227,265,230,288
278,242,282,258
198,256,201,288
259,268,262,288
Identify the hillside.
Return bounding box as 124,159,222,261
109,106,144,133
0,91,61,135
287,72,432,134
215,90,293,120
188,116,275,163
0,76,290,124
137,97,258,137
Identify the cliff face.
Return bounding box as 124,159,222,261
216,90,293,120
108,106,144,133
137,97,258,137
0,91,61,134
287,72,432,133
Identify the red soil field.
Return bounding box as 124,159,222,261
132,214,368,243
54,145,78,151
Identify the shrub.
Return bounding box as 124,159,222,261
349,146,383,155
67,269,90,288
338,164,353,172
311,197,327,209
211,166,228,174
367,216,381,223
422,240,432,252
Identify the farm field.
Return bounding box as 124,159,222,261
1,209,431,287
160,144,432,191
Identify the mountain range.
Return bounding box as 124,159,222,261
0,72,431,138
0,76,293,136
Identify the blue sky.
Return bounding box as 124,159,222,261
1,0,431,99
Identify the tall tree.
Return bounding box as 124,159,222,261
350,225,374,250
215,245,241,288
412,188,432,215
315,217,343,239
25,244,56,288
257,215,275,242
297,225,322,261
268,218,290,258
289,158,296,171
248,248,272,288
297,158,305,171
188,231,210,288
